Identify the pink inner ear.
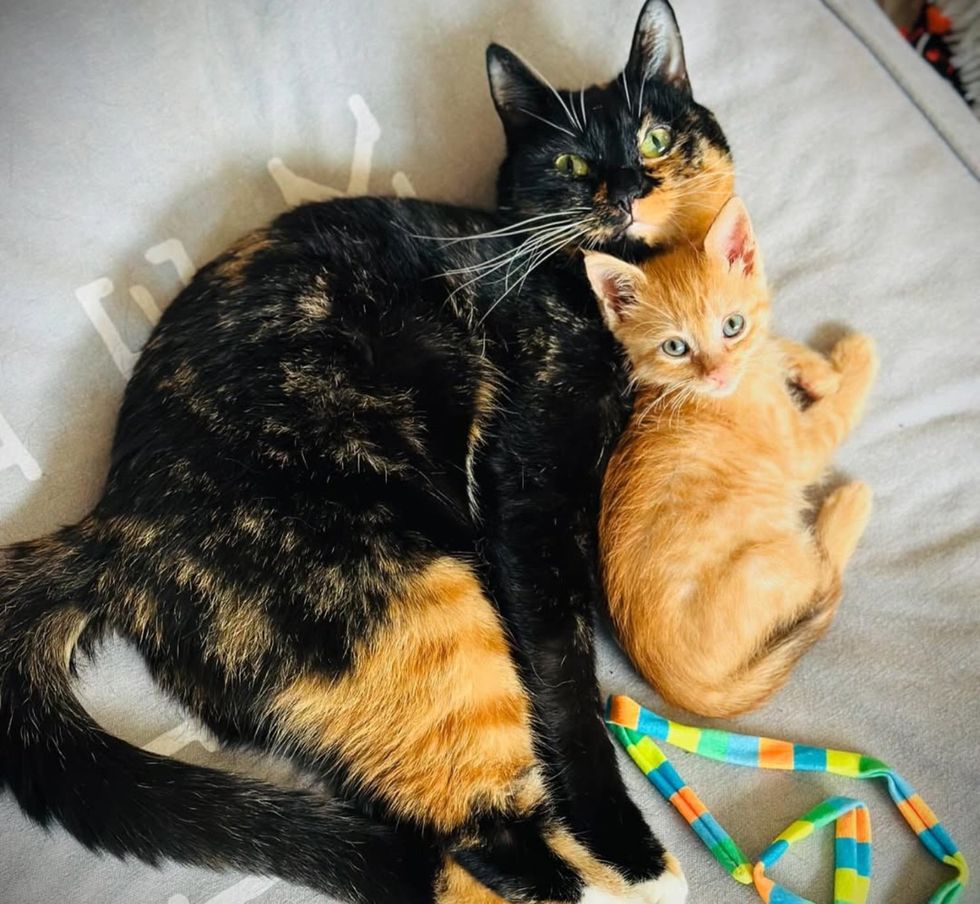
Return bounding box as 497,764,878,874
725,216,755,275
603,274,631,318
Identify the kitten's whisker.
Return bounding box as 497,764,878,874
578,87,588,129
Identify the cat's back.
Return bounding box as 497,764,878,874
101,197,515,508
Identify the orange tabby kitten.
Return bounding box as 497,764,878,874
587,196,878,718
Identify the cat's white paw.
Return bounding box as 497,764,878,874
627,854,688,904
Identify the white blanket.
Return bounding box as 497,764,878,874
1,1,977,901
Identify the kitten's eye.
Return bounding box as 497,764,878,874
555,154,590,178
640,127,672,159
723,314,746,338
661,337,689,357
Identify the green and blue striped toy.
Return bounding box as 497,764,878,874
606,695,969,904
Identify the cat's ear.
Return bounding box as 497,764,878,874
584,252,647,331
486,44,551,131
626,0,690,96
704,196,759,276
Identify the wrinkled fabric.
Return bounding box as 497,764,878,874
0,1,978,901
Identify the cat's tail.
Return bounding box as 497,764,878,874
0,524,439,904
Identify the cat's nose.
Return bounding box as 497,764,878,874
607,167,643,212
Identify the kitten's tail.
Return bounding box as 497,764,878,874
0,524,439,903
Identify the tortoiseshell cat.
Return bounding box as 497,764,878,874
589,197,877,719
0,3,731,902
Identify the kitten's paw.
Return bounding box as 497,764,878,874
627,855,688,904
830,333,878,381
797,367,841,399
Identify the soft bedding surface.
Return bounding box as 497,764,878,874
1,1,978,902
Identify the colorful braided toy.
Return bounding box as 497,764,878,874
605,695,969,904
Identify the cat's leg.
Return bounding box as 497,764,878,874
267,555,641,903
480,496,682,899
792,333,878,480
472,376,684,900
775,337,840,398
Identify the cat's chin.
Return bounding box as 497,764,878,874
625,221,666,243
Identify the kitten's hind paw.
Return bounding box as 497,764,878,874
627,854,688,904
830,333,878,381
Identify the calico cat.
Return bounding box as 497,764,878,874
588,196,877,719
0,2,731,901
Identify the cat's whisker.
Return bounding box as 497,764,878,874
620,69,633,113
434,226,588,285
443,221,586,302
518,107,577,138
512,224,589,294
412,209,589,245
504,223,585,286
501,223,585,294
498,226,584,293
440,223,580,278
578,87,588,129
518,56,583,132
480,224,590,324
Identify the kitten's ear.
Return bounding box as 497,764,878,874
486,44,550,131
584,252,647,331
626,0,690,96
704,196,758,276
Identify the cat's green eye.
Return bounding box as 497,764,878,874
723,314,746,338
662,337,689,357
640,126,672,159
554,153,590,178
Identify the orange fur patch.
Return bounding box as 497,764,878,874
270,557,538,831
545,827,630,895
633,144,734,246
213,230,273,287
436,859,507,904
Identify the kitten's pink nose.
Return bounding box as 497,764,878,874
705,368,729,388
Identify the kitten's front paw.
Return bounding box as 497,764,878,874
627,854,688,904
830,333,878,382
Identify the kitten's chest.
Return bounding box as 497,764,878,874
723,355,803,438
